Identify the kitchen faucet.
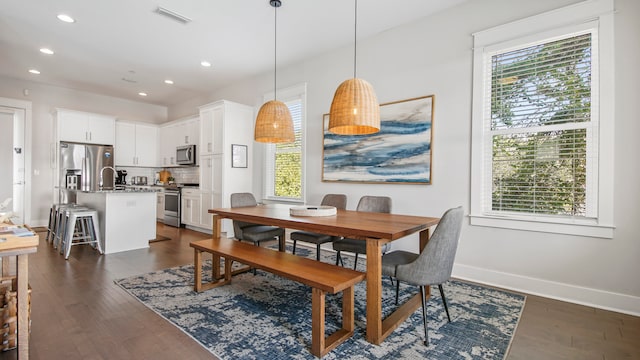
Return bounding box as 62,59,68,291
99,166,116,190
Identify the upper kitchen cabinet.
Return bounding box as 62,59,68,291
115,121,158,167
54,108,116,145
158,116,199,167
199,100,254,155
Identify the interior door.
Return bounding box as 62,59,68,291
0,106,25,224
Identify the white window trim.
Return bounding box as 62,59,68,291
470,0,615,238
262,82,307,203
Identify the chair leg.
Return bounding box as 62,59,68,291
353,253,358,270
252,242,258,275
336,251,344,266
439,284,451,323
420,285,429,346
292,240,297,255
315,243,321,261
395,279,400,305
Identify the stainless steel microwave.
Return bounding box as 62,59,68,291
176,145,196,165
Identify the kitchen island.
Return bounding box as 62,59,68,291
77,190,157,254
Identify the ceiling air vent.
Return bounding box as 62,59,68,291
154,6,192,25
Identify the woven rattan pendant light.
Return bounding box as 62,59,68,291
329,0,380,135
254,0,294,143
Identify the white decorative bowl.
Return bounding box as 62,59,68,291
290,205,337,217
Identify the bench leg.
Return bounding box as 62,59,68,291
311,288,326,357
194,249,232,292
194,249,203,292
310,286,356,358
342,286,355,333
213,254,220,280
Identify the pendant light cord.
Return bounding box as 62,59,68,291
353,0,357,79
274,3,278,101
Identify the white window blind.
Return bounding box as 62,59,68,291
486,32,596,218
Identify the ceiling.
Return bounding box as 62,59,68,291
0,0,468,107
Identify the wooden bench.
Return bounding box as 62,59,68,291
190,237,366,358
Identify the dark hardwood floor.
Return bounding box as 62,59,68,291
2,223,638,359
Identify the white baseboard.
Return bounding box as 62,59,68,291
453,264,640,317
184,225,213,235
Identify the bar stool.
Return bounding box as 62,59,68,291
52,204,88,250
60,208,103,260
46,204,58,243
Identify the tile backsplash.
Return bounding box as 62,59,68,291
116,166,199,185
168,167,199,184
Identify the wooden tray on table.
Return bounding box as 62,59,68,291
0,225,39,251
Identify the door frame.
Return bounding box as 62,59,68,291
0,97,32,226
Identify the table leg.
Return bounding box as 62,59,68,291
212,214,221,239
1,256,9,277
17,253,29,359
194,249,203,292
365,238,383,344
366,236,426,345
419,228,431,251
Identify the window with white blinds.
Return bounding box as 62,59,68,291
488,32,596,218
264,84,306,201
470,0,615,238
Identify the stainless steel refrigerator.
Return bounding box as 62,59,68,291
59,142,115,204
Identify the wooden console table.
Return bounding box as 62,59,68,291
0,225,38,359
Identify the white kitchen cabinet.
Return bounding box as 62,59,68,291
159,123,177,166
135,123,158,166
158,116,199,167
115,122,136,165
200,155,213,192
181,188,201,226
198,100,254,236
200,105,224,155
181,119,200,146
55,108,116,145
156,190,165,220
199,192,213,230
115,121,158,167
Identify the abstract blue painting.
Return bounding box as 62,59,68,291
323,95,434,184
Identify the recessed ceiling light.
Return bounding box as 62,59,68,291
28,69,41,75
201,61,212,67
138,92,148,97
57,14,75,23
40,48,54,55
164,79,174,85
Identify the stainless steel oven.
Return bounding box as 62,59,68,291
163,188,181,227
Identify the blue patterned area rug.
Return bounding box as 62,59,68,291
115,246,525,359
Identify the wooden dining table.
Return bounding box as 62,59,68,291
208,204,440,345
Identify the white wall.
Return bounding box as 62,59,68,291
0,77,168,224
169,0,640,315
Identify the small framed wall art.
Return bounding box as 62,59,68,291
231,144,248,168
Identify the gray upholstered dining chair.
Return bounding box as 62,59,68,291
332,195,392,269
290,194,347,261
381,206,463,346
230,192,285,247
